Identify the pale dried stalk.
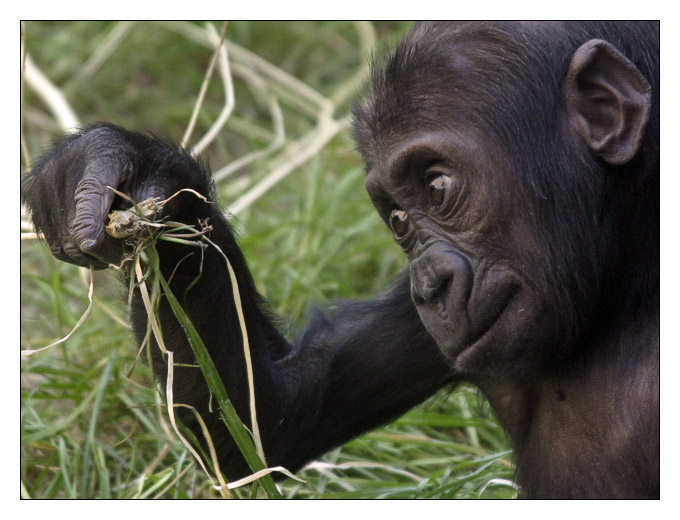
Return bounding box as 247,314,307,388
23,54,80,132
21,266,95,357
213,94,285,183
229,114,351,216
181,21,229,149
203,235,265,464
159,188,210,206
94,298,131,329
219,465,304,491
190,22,234,157
478,478,519,498
165,351,216,485
134,255,167,354
152,461,196,499
68,21,136,89
174,403,232,498
304,461,422,482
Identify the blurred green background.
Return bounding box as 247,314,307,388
20,21,512,499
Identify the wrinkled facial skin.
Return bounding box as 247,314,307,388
365,129,554,377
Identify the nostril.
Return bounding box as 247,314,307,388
412,275,452,306
431,276,452,301
410,244,463,306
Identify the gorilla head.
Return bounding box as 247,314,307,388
353,22,656,378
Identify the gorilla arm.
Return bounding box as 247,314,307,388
24,123,454,480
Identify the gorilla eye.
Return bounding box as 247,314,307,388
389,208,410,238
428,174,452,206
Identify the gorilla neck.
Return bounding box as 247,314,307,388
475,310,659,498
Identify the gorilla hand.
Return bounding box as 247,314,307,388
23,123,216,269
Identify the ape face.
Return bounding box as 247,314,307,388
355,27,570,377
355,22,652,377
363,127,552,377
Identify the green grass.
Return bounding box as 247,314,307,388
21,21,513,499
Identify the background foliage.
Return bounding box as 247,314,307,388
20,21,512,499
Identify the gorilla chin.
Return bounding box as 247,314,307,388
414,266,524,373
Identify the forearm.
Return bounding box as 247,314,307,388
25,123,454,481
267,272,455,472
140,228,453,478
129,206,293,479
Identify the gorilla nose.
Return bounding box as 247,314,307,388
410,260,451,305
409,243,471,307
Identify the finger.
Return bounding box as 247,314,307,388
72,171,120,252
51,237,109,269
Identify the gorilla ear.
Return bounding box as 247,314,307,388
564,39,651,166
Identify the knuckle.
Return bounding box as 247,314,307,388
49,244,68,261
62,242,94,266
74,178,107,202
62,241,84,258
49,240,91,268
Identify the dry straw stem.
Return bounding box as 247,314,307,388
161,21,368,214
181,21,230,150
20,265,95,357
304,461,422,483
189,22,235,157
173,403,232,497
23,54,80,133
213,71,285,182
203,235,264,463
105,189,282,493
135,255,168,355
478,478,519,498
152,460,195,499
66,21,137,90
219,465,304,491
229,114,351,216
164,351,220,492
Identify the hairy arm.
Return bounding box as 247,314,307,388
24,123,454,479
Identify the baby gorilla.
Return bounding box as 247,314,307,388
25,21,659,498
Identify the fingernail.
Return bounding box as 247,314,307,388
81,239,96,251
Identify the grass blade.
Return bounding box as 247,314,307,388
150,247,281,498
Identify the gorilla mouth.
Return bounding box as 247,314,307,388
464,281,521,352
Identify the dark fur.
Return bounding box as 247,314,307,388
24,21,658,498
24,123,452,480
355,21,659,498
